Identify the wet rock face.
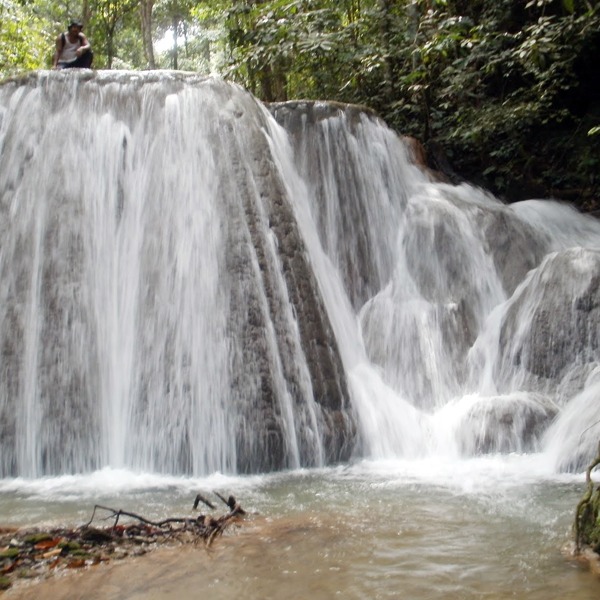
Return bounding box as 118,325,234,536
254,140,355,467
478,208,547,297
268,102,379,310
497,248,600,390
220,96,357,471
269,100,378,134
457,394,558,456
404,193,547,306
268,101,409,312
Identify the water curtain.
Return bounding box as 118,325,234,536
1,71,599,477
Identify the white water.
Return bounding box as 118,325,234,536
1,461,598,599
270,107,600,471
1,71,600,483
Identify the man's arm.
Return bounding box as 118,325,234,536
76,34,91,56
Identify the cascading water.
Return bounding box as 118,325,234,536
1,70,599,480
0,71,353,478
270,101,600,467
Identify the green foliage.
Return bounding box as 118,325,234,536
105,19,147,69
384,0,600,203
0,0,598,205
0,0,49,75
88,0,140,68
220,0,362,100
153,0,195,68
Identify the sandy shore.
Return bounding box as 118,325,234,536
2,515,332,600
4,545,214,600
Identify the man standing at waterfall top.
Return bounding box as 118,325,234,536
53,21,93,69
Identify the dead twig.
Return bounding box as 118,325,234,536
83,493,246,546
193,493,216,510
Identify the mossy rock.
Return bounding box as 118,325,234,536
577,488,600,548
70,549,92,558
58,540,82,552
23,532,53,544
0,575,11,590
0,547,20,559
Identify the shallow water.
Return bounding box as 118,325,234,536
2,457,599,599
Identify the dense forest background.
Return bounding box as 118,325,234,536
1,0,599,208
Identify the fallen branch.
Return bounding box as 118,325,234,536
215,492,247,515
83,492,246,545
0,492,248,592
83,505,199,531
193,493,216,510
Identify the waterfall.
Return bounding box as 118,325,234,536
1,71,599,478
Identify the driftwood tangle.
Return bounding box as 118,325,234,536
0,492,246,592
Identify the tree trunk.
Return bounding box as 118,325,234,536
140,0,156,69
172,16,179,70
82,0,91,27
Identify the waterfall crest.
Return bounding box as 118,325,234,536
1,71,599,477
